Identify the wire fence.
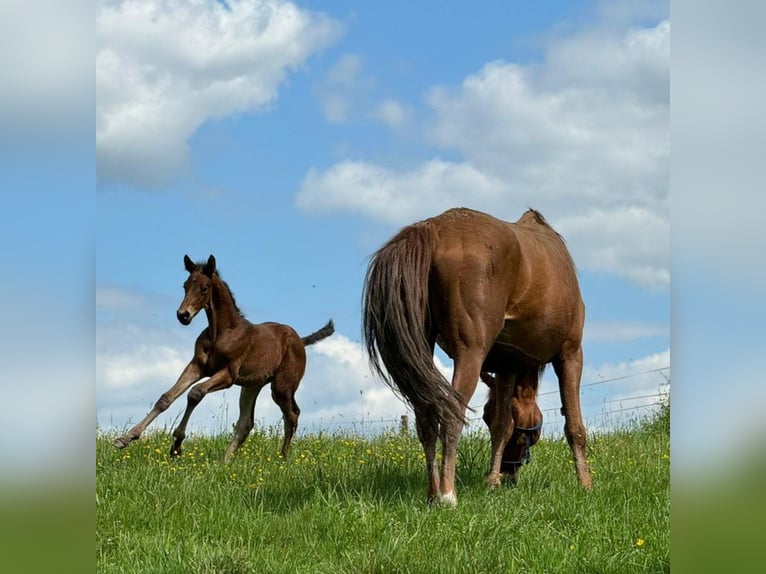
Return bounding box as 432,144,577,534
293,366,670,438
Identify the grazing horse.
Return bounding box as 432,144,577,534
363,207,591,505
480,370,543,483
113,254,334,462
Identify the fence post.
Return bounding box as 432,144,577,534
400,415,409,436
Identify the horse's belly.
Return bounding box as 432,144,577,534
488,320,564,366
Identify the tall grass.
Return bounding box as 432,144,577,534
97,406,669,573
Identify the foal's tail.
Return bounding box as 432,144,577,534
301,319,335,346
363,223,466,428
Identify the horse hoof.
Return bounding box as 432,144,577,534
485,473,502,489
113,437,128,449
438,491,458,507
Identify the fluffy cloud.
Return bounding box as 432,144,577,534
97,0,341,186
297,20,669,290
298,159,506,224
314,53,375,124
371,98,411,129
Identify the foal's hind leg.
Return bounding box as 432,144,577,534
271,383,300,458
553,345,592,489
271,344,306,458
223,385,262,464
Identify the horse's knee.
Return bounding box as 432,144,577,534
155,392,172,412
188,386,205,403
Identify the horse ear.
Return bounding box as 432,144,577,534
203,255,216,276
183,254,195,272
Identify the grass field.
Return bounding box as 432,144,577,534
97,406,669,573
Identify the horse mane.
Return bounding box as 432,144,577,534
192,261,244,317
483,365,546,399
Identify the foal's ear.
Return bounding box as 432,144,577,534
203,255,216,276
183,254,195,273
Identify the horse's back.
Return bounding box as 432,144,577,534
233,321,305,382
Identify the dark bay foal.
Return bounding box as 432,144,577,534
114,254,334,462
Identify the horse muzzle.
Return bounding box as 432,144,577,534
176,309,193,325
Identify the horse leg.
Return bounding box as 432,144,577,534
271,343,306,458
485,370,517,488
113,361,202,449
553,346,592,489
414,409,440,504
223,385,261,464
170,369,233,457
271,384,300,458
439,350,484,506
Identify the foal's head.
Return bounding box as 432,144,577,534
481,371,543,483
177,254,216,325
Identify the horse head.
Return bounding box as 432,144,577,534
177,254,216,325
481,371,543,483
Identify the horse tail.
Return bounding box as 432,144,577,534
301,319,335,346
363,223,466,428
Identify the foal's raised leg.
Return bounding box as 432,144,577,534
113,361,202,449
223,385,262,464
553,345,592,489
485,370,517,488
170,369,234,457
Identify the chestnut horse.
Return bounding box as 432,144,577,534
363,207,591,505
113,255,334,462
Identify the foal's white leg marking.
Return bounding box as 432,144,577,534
439,491,457,506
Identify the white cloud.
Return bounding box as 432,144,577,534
314,53,374,124
98,344,189,391
557,206,670,289
297,19,670,290
97,0,342,187
371,98,411,128
297,159,506,225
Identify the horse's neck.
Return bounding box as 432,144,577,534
205,276,240,340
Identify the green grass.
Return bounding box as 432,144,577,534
97,406,669,573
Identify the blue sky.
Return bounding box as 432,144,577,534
94,0,670,441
